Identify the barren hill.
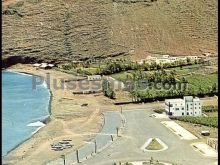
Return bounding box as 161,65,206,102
2,0,218,66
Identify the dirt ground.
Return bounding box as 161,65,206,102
176,121,218,140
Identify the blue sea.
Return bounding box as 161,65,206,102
2,71,50,156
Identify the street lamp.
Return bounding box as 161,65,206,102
61,154,66,165
85,141,97,154
76,150,79,163
116,127,119,137
94,140,97,153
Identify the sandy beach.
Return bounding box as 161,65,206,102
2,64,218,165
3,64,106,164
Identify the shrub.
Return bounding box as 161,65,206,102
172,116,218,128
102,80,116,99
153,109,165,114
202,105,218,112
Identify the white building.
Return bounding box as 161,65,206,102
169,57,178,62
162,55,170,59
34,63,55,69
138,55,199,65
33,63,41,67
155,58,170,64
87,75,102,81
188,56,199,60
165,96,202,116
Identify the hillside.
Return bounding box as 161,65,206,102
2,0,218,66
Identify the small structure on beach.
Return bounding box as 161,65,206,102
33,63,41,67
40,63,50,69
48,64,55,68
33,63,55,69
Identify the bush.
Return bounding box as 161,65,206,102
172,116,218,128
62,64,72,70
102,80,116,99
153,109,165,114
202,105,218,112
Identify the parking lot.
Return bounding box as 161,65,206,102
81,109,217,165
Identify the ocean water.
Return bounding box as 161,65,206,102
2,71,50,156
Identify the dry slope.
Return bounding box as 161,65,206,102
2,0,218,65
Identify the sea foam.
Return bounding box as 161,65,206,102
27,121,46,127
2,71,50,156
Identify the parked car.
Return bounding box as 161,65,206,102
201,130,210,136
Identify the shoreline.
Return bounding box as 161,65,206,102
2,64,107,165
3,124,46,158
2,70,53,157
2,64,218,165
5,69,53,116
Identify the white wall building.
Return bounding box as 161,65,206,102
155,58,170,64
165,96,202,116
87,75,102,81
162,55,170,59
188,56,199,60
139,55,199,65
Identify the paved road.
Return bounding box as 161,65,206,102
46,112,122,165
80,109,217,165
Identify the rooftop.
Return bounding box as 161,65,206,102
184,96,193,102
165,98,184,103
165,96,200,104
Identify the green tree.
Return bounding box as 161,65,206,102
102,80,116,99
211,83,217,93
186,57,191,64
181,77,188,83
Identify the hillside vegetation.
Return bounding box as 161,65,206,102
2,0,218,66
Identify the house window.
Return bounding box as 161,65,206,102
176,108,179,111
195,112,197,114
195,107,196,109
182,113,184,116
187,112,189,115
182,108,184,110
191,112,192,114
